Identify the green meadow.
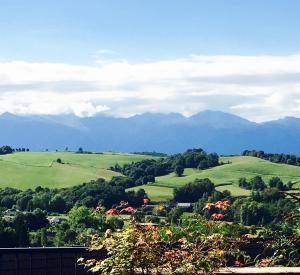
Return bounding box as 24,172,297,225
0,152,157,189
1,153,300,201
129,156,300,201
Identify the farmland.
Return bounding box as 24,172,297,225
0,151,158,189
1,152,300,200
129,156,300,201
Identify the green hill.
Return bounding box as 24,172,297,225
129,156,300,201
0,152,157,189
2,153,300,201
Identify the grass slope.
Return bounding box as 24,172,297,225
129,156,300,201
0,152,157,189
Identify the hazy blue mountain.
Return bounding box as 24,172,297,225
1,111,300,154
188,110,255,128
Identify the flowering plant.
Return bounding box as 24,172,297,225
81,218,237,274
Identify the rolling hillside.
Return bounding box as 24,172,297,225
0,152,157,189
129,156,300,201
1,153,300,201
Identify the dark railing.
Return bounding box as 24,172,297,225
1,247,300,275
0,247,97,275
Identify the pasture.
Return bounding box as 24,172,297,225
129,156,300,201
1,153,300,201
0,151,157,189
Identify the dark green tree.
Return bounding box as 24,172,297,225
174,165,184,177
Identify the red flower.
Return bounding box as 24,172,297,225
145,224,156,231
215,200,230,210
203,202,215,210
122,206,136,214
258,258,271,267
211,213,224,220
234,260,242,267
106,208,118,215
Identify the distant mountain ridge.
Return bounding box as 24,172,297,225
1,110,300,154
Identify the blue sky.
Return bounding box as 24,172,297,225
1,0,300,121
1,0,300,63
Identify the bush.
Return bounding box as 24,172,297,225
167,207,184,224
81,220,234,274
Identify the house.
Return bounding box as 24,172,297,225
176,202,192,210
47,217,61,224
4,209,19,216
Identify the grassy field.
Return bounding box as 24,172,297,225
2,153,300,201
129,156,300,201
0,152,157,189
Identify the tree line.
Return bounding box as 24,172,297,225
238,176,292,191
111,148,219,186
0,177,146,214
242,149,300,166
0,145,29,155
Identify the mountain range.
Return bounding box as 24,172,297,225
1,110,300,154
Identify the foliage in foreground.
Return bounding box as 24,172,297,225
81,218,240,275
82,207,300,274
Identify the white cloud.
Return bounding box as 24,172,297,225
1,54,300,121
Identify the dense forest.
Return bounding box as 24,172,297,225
242,149,300,166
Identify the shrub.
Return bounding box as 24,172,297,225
81,220,235,274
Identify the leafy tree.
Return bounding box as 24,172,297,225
239,201,271,225
0,145,13,155
14,213,30,247
269,177,284,190
68,206,97,228
252,188,283,203
16,195,32,211
238,177,250,189
1,196,15,208
174,178,215,202
250,176,266,191
167,207,184,224
31,194,50,210
49,195,66,213
174,165,184,177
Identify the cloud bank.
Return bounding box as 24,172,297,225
1,54,300,121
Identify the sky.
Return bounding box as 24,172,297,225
1,0,300,122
